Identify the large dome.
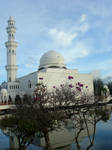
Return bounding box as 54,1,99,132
39,50,66,70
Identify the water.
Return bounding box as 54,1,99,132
71,119,112,150
0,130,42,150
0,130,9,149
0,105,112,150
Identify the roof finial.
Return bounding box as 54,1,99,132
9,16,14,20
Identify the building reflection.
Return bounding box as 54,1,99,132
2,105,112,150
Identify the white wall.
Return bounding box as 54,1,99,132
17,71,38,95
0,68,93,101
38,68,93,93
7,81,20,100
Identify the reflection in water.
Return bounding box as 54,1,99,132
70,105,112,150
0,105,112,150
0,129,9,149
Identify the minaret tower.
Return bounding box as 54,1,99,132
5,16,18,82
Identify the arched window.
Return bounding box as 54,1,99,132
10,22,13,25
9,77,11,82
12,50,14,54
28,80,31,88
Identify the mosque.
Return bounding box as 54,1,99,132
0,17,93,102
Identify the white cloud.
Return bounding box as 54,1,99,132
63,42,89,63
48,28,77,46
80,14,87,22
48,14,89,47
25,64,37,69
79,23,89,33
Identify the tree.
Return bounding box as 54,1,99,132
31,83,95,150
94,79,104,96
0,107,37,150
15,95,22,105
0,82,94,150
22,94,32,105
107,81,112,95
31,83,65,150
70,106,111,150
8,95,12,104
0,84,65,150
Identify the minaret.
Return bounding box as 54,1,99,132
5,16,18,82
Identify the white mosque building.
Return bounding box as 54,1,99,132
0,17,93,102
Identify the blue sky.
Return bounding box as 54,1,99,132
0,0,112,83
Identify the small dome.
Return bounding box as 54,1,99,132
0,89,8,95
39,50,66,70
104,85,109,89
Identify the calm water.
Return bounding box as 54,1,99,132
0,105,112,150
71,117,112,150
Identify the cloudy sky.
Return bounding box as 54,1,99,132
0,0,112,83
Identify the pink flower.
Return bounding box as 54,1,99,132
77,82,80,86
68,76,74,80
39,77,43,80
69,84,74,88
77,82,83,87
76,87,81,91
79,84,83,87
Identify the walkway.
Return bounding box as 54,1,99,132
0,105,16,111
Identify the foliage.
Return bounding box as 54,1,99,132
93,79,104,96
15,95,22,105
51,83,92,107
94,107,110,122
32,83,66,150
107,81,112,95
0,104,38,150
